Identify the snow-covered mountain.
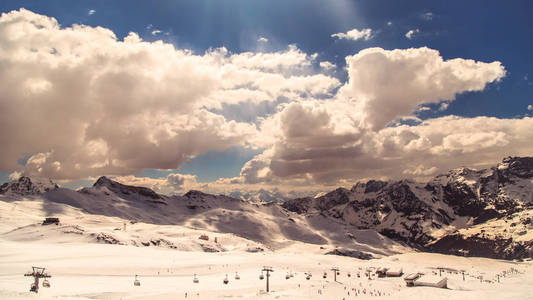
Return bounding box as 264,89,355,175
0,176,58,195
227,188,289,203
0,175,409,257
282,156,533,259
1,156,531,260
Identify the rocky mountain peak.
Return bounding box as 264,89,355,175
0,176,58,195
91,176,161,200
499,156,533,178
93,176,114,187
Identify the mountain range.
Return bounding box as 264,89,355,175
1,156,532,260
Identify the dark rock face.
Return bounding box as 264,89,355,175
282,197,313,214
428,234,533,260
500,156,533,179
363,180,388,193
325,248,373,260
94,176,161,200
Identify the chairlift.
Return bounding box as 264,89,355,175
286,273,290,280
290,272,294,278
30,283,37,292
259,271,264,280
223,274,229,284
193,274,199,283
235,272,240,280
42,279,51,288
347,272,351,277
323,272,327,279
337,271,340,276
306,274,311,280
134,275,141,286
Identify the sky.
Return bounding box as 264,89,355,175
0,0,532,197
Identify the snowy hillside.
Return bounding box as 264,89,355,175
283,157,533,259
0,176,409,257
1,194,532,299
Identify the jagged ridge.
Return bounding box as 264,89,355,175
283,156,533,259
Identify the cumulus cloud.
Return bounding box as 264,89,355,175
0,9,340,180
151,29,161,35
88,9,95,16
257,36,268,43
331,28,373,41
1,9,528,194
528,104,533,111
339,47,505,130
231,48,512,186
439,102,450,111
245,112,533,185
405,29,419,39
387,21,392,26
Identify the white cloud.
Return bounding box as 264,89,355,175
403,165,438,176
339,47,505,130
257,36,268,43
439,102,450,111
234,47,510,185
88,9,95,16
8,171,22,180
331,28,373,41
0,9,341,180
151,30,162,36
1,9,527,194
319,61,336,70
405,29,420,39
528,104,533,111
247,111,533,185
387,21,393,26
422,12,433,21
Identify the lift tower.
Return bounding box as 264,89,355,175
331,267,340,282
262,266,274,292
24,267,51,293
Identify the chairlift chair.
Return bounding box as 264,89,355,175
323,272,327,279
193,274,199,283
286,273,290,280
134,275,141,286
42,279,50,288
259,271,264,280
223,274,229,284
235,272,240,280
30,283,37,292
348,272,351,277
306,274,311,280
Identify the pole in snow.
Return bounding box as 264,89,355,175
262,266,274,292
331,267,339,282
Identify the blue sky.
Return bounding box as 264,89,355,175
0,1,532,194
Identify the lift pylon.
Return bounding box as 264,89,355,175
24,267,51,293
